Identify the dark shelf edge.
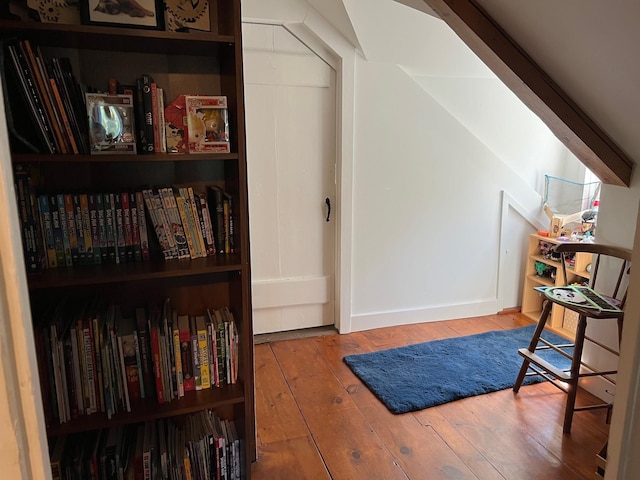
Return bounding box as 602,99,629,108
27,255,246,289
0,20,235,45
45,384,245,437
12,152,239,164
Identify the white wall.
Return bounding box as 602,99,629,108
243,0,586,330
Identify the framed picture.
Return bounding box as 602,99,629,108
81,0,164,30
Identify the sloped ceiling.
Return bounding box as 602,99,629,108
304,0,363,52
473,0,640,169
395,0,638,185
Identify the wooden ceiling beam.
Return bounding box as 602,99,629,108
421,0,633,186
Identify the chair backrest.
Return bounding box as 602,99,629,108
555,243,632,309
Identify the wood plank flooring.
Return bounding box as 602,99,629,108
250,313,609,479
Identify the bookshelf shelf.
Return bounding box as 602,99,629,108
27,255,245,289
0,20,235,55
46,383,245,437
12,152,240,164
3,1,255,477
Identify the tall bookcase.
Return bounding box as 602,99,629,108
1,1,255,478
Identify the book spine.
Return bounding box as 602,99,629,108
135,77,148,153
158,87,167,153
8,43,56,153
208,320,218,388
190,317,201,391
55,193,73,267
197,319,210,390
91,314,104,413
113,193,126,264
48,194,66,267
79,193,94,265
151,189,178,259
135,308,154,401
207,186,225,255
121,192,134,263
13,166,43,272
135,191,150,261
37,195,56,268
179,320,194,393
187,187,207,257
142,189,171,260
198,192,216,256
103,193,117,264
51,57,88,154
116,334,132,412
173,323,184,398
141,74,155,153
83,323,97,414
88,193,102,264
160,187,189,259
63,194,79,266
47,72,79,154
96,193,109,264
130,192,142,262
149,324,164,404
72,194,86,265
151,82,160,153
173,189,197,259
21,40,65,153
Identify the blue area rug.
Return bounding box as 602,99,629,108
343,324,571,414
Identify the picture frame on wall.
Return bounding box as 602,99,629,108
81,0,165,30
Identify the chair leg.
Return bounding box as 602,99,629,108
514,300,553,393
563,315,587,433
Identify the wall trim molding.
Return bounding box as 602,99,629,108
350,299,498,332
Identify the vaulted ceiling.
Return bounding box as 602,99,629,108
408,0,638,187
302,0,639,186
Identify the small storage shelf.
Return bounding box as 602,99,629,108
521,234,593,338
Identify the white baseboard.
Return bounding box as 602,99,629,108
349,299,498,332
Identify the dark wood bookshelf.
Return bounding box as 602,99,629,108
3,0,255,476
46,383,245,437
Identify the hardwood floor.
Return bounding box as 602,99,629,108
250,313,610,479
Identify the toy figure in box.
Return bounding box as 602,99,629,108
185,95,230,153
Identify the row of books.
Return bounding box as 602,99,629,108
13,165,236,272
143,185,235,261
3,38,89,154
49,411,242,480
35,298,239,426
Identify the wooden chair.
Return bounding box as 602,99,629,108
513,243,632,433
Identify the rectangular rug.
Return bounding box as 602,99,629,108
343,324,571,414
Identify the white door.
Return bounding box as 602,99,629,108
242,23,337,334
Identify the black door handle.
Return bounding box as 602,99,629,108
325,197,331,222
